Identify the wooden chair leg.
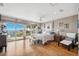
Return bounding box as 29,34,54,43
58,42,60,46
68,45,70,51
0,47,3,52
72,44,75,49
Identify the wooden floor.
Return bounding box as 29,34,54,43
0,39,78,56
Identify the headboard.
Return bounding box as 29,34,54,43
66,33,76,39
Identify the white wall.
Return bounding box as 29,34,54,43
41,15,78,35
78,9,79,43
54,15,78,36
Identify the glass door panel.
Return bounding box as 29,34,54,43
5,22,16,41
15,23,24,41
5,22,25,41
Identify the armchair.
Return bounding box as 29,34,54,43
58,33,77,51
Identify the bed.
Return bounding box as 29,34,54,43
31,31,55,45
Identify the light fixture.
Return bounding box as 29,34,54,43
39,15,46,21
59,9,64,12
49,3,57,7
39,17,42,21
0,3,4,7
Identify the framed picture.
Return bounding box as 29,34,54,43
59,22,63,27
47,26,50,29
65,23,69,29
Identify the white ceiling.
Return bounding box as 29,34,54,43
0,3,79,23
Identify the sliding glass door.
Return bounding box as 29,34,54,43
3,21,35,42
4,21,25,41
15,23,24,41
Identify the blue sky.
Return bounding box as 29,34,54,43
5,22,24,31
